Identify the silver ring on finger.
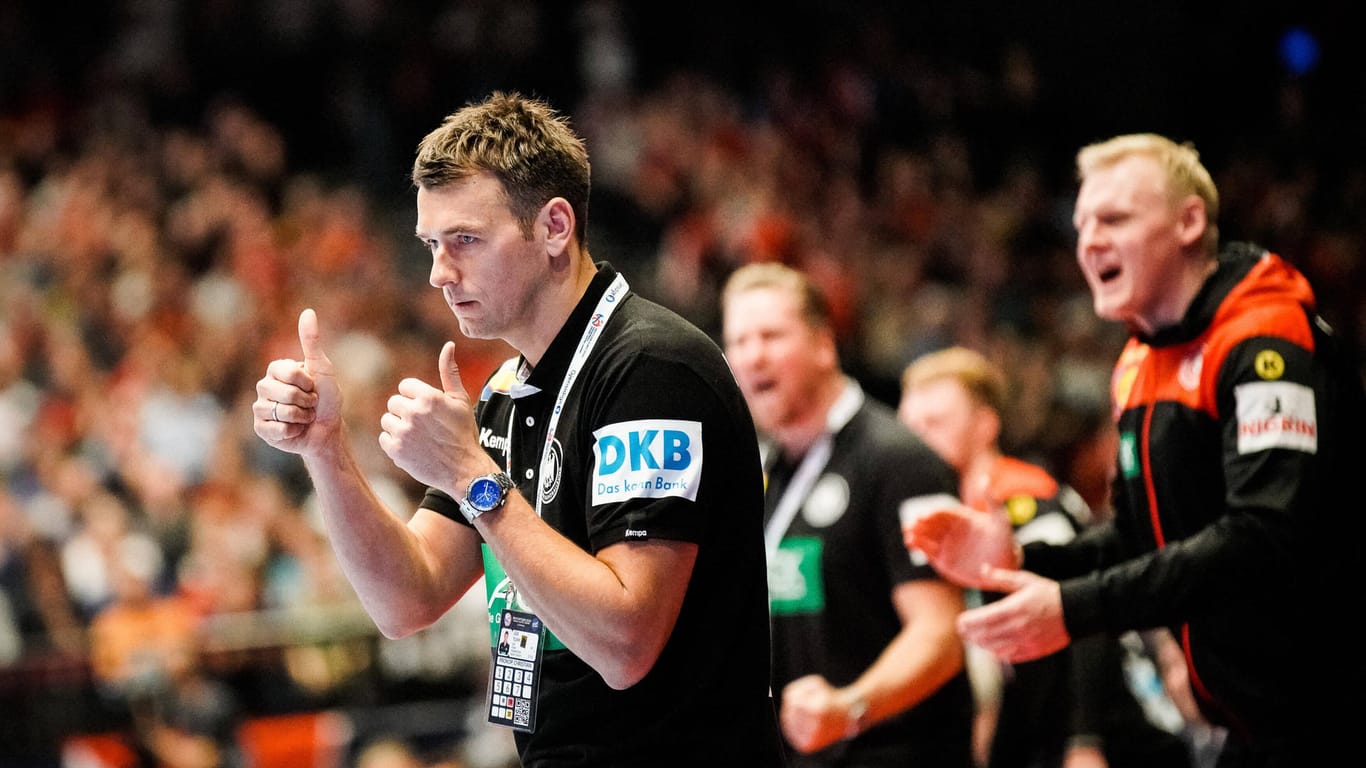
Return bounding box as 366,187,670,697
271,400,280,422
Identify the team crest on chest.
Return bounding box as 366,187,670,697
1178,345,1204,391
802,474,849,528
540,438,563,505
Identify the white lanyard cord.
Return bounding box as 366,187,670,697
506,272,630,518
762,379,864,558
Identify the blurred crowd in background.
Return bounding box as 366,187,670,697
2,1,1361,766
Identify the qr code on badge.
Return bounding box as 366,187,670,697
514,697,531,727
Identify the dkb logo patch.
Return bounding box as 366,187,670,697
592,419,703,504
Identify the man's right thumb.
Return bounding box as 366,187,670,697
297,308,334,375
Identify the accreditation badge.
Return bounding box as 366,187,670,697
481,544,561,732
487,608,544,732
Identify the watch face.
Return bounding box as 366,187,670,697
469,476,505,512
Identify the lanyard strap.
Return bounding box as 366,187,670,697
762,379,864,557
521,272,629,517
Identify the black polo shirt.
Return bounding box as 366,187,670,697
424,263,785,767
763,391,973,767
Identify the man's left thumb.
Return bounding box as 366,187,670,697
438,341,463,395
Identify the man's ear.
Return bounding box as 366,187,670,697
973,404,1002,450
540,197,575,257
814,325,840,371
1175,194,1207,249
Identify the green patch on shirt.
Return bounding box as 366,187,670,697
768,536,825,615
1119,431,1140,479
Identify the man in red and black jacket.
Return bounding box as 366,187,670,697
904,133,1365,767
900,345,1194,768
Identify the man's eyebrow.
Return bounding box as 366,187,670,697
416,223,476,238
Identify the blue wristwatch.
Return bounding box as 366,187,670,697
458,472,515,523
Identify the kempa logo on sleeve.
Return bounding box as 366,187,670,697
591,419,703,504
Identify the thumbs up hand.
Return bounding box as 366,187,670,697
254,308,342,453
379,341,495,496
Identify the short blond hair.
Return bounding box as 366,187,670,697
901,346,1008,416
721,262,833,331
1076,133,1219,253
